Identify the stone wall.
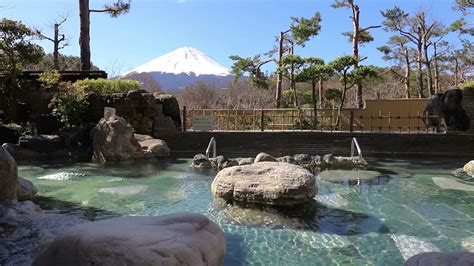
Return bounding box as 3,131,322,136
84,90,181,136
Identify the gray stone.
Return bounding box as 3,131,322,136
33,213,226,266
134,134,154,142
138,139,170,157
322,154,368,169
91,115,144,162
192,154,211,168
238,157,254,165
0,147,18,203
404,252,474,266
211,162,317,206
254,152,277,163
18,135,63,153
293,154,313,165
17,177,37,201
277,155,295,164
463,160,474,177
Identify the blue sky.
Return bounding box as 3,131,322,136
1,0,466,74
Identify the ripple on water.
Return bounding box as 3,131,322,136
390,234,440,260
98,185,148,196
37,172,86,181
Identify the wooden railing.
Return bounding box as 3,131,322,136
181,108,443,133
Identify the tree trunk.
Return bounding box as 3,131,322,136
454,58,459,87
422,38,433,96
79,0,91,71
351,3,364,108
318,77,324,108
416,41,425,98
403,46,411,99
335,85,347,129
275,31,284,108
311,80,318,129
433,42,440,93
53,23,60,70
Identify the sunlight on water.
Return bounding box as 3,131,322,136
18,157,474,265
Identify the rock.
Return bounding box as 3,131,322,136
0,125,19,145
322,154,368,169
134,133,154,142
33,213,226,266
254,152,277,163
138,138,170,157
192,153,211,168
0,147,18,203
0,202,88,266
91,115,144,162
312,155,322,166
238,157,254,166
17,177,37,201
293,154,313,166
404,252,474,266
30,115,62,135
277,155,295,164
153,93,182,130
60,126,93,149
318,170,383,184
209,156,238,170
18,135,63,153
220,159,238,169
126,89,144,100
211,162,317,206
423,88,470,131
463,160,474,177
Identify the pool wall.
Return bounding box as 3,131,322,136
161,131,474,158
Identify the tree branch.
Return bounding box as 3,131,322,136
360,25,382,32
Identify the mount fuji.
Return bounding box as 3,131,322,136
123,47,234,91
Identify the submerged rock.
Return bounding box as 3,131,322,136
211,162,317,206
404,252,474,266
33,213,226,266
254,152,277,163
0,147,18,203
99,185,148,196
17,177,38,201
317,169,383,184
390,234,440,261
432,177,474,192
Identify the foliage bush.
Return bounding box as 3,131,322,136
38,70,61,89
51,82,88,126
75,78,141,95
459,81,474,90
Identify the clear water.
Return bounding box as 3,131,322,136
18,158,474,265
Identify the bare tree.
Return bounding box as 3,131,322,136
79,0,130,71
36,17,68,70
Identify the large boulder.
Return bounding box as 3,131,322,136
404,252,474,266
463,160,474,177
423,88,470,131
17,177,38,201
138,138,170,157
192,154,211,168
33,213,226,266
153,93,182,130
211,162,317,206
91,115,144,162
0,147,18,203
0,125,19,145
18,135,63,153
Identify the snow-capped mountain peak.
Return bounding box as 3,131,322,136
124,47,231,76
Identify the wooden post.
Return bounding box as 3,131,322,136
182,106,187,132
260,109,264,131
349,110,354,133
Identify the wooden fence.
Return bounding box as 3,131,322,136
181,107,442,133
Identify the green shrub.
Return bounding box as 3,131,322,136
459,81,474,90
75,78,141,95
38,70,61,89
51,82,88,126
